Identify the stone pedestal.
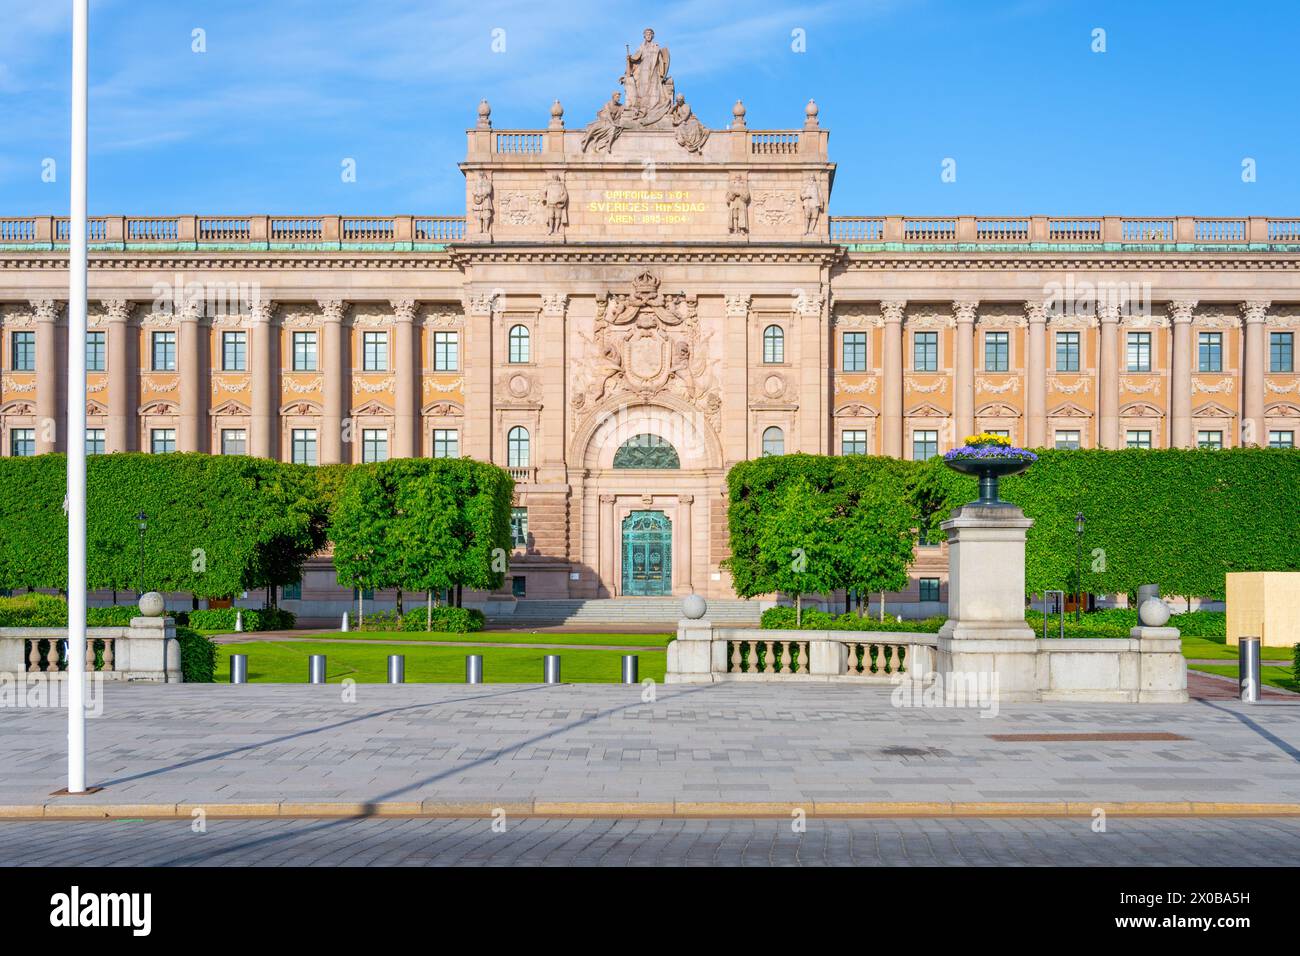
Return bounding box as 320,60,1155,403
119,616,183,682
1131,626,1189,703
935,503,1038,702
665,619,717,683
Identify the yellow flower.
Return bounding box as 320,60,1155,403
964,432,1012,448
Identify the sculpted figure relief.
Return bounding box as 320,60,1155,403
801,175,823,235
727,174,750,235
543,173,569,235
581,91,625,154
471,172,493,235
624,28,673,124
671,95,709,154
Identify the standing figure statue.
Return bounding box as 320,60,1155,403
471,171,493,237
543,173,569,236
726,174,750,236
624,28,673,125
801,175,823,235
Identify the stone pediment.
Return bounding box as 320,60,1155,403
906,402,949,418
975,402,1020,418
352,400,393,417
281,400,323,416
139,401,175,416
1265,401,1300,417
1192,401,1234,418
1119,401,1164,418
834,403,878,418
85,400,106,416
1048,401,1092,418
422,400,464,417
0,401,35,416
211,400,251,417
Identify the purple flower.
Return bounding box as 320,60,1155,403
944,445,1038,462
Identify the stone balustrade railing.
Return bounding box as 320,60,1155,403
827,215,1300,246
0,617,181,682
669,622,937,683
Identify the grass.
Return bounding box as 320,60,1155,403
295,630,674,648
216,641,665,683
1180,635,1293,661
1188,662,1300,693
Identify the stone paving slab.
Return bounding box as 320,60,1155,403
1,683,1299,812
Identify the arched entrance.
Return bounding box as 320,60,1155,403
621,511,672,595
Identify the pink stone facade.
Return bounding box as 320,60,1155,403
2,40,1300,612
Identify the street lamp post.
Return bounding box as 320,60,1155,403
1074,511,1085,623
136,511,148,597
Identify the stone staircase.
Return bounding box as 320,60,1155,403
491,597,763,627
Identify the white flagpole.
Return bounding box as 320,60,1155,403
66,0,89,794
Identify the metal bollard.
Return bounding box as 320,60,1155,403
465,654,484,684
1239,636,1261,703
308,654,327,684
229,653,248,684
234,610,243,633
341,612,349,633
543,654,562,684
621,654,639,684
387,654,405,684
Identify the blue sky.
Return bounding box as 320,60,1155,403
1,0,1296,217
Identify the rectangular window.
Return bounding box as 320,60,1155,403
1268,430,1294,449
984,331,1009,372
11,331,35,371
362,331,388,371
1197,430,1223,450
221,428,247,455
150,428,176,454
1270,332,1294,373
86,331,106,372
840,430,868,455
292,331,318,372
842,332,867,372
1054,430,1081,450
511,507,529,549
511,576,527,598
1198,332,1222,372
432,429,459,459
222,331,247,371
362,428,388,463
433,331,459,371
919,578,940,603
1126,332,1151,372
985,429,1010,438
10,428,35,457
86,429,105,455
1125,430,1152,449
282,580,302,601
292,428,318,466
1055,331,1080,372
151,331,176,371
913,332,938,372
911,430,938,460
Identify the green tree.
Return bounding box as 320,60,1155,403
836,460,917,612
754,476,839,625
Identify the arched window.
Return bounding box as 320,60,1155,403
508,325,531,364
507,426,530,467
762,426,784,456
613,433,680,469
763,325,785,364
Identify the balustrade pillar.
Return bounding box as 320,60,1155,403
1169,300,1197,448
1025,302,1047,447
391,299,418,458
953,300,978,443
250,300,278,459
1241,300,1270,446
881,300,905,457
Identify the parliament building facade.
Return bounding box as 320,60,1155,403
2,30,1299,613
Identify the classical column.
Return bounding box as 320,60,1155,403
1025,301,1047,447
319,299,348,464
250,300,278,459
31,299,62,453
1169,300,1197,448
676,494,694,595
1241,300,1270,447
462,292,498,461
880,300,906,458
599,494,617,597
538,293,567,478
952,300,978,442
391,299,418,458
1097,303,1120,448
176,300,207,452
102,299,135,452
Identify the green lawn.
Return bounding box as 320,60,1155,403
216,641,665,683
294,630,674,648
1181,635,1293,661
1188,662,1300,693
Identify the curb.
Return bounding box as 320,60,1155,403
4,800,1300,820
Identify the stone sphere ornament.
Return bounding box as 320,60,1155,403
1138,597,1171,628
682,594,707,620
138,591,166,618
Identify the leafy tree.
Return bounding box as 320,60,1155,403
753,475,839,625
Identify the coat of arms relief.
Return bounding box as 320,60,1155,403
570,271,722,432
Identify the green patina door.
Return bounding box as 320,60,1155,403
622,511,672,596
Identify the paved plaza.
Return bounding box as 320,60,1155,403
2,683,1299,813
5,816,1300,867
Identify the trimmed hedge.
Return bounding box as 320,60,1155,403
399,606,485,633
175,626,217,682
187,607,296,632
760,606,945,633
0,594,160,627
